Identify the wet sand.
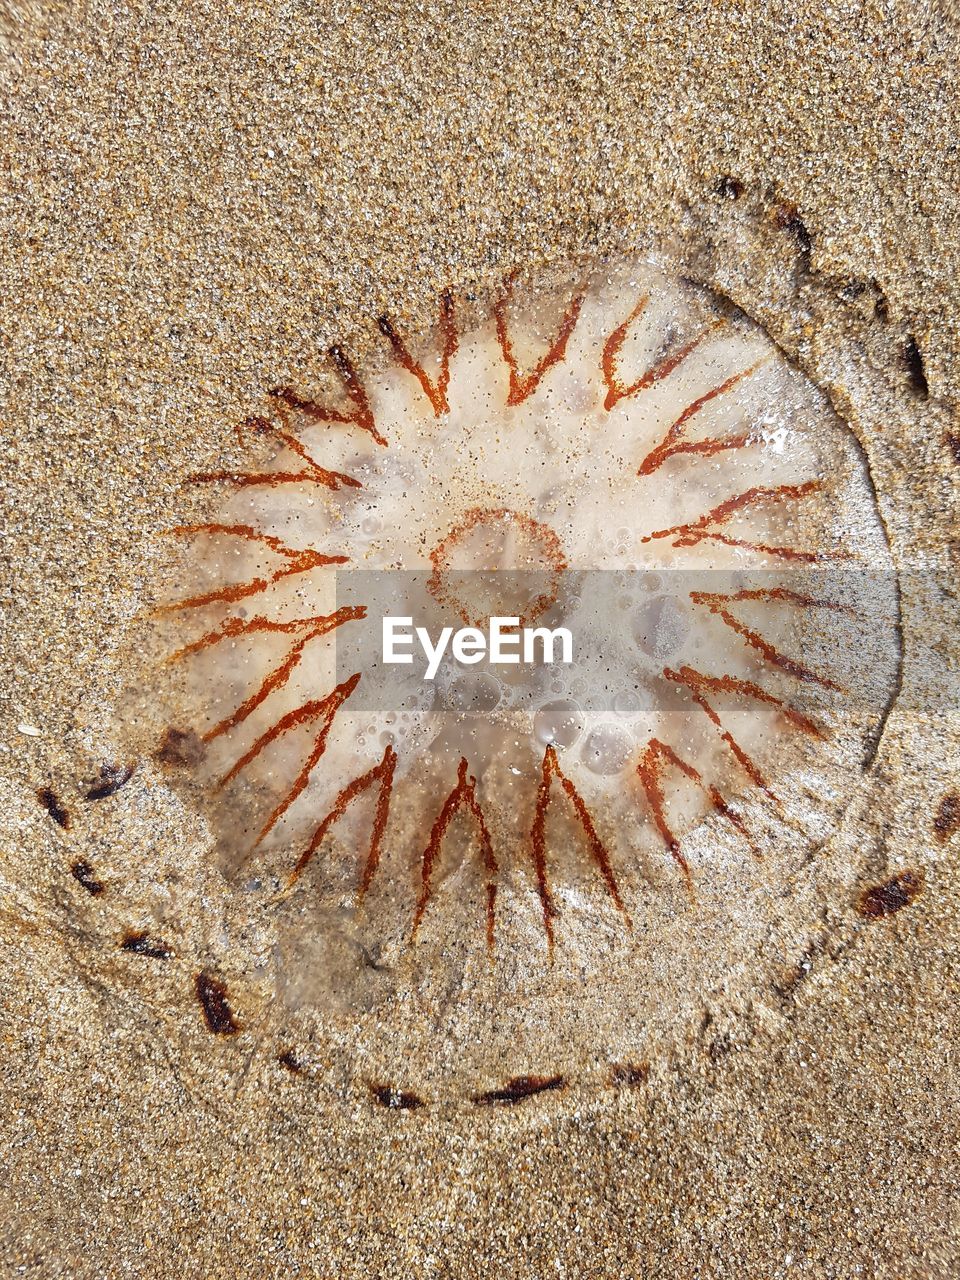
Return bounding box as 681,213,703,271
2,3,960,1276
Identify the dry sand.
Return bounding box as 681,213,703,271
1,2,959,1276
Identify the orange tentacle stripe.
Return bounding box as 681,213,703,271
188,410,360,490
198,607,366,743
707,785,761,860
166,522,292,554
689,588,846,690
666,665,821,735
411,758,498,951
637,357,770,475
378,290,459,416
663,665,772,800
530,745,629,954
640,481,822,561
189,465,360,492
635,740,695,889
269,343,386,446
155,524,348,613
691,586,849,612
663,663,820,811
286,744,398,895
213,673,360,842
602,295,723,411
636,739,758,867
205,637,312,743
600,295,648,410
168,606,366,664
494,278,584,406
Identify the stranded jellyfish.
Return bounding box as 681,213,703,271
121,257,899,1031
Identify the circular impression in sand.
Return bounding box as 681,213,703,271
117,256,900,1100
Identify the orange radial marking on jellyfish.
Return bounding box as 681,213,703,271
637,737,762,866
637,357,771,475
378,290,459,416
689,590,842,690
641,481,823,561
286,744,398,896
411,757,498,953
531,745,629,955
195,608,367,743
269,343,387,446
215,673,361,846
602,298,723,412
155,524,348,613
664,664,821,808
635,741,705,889
189,413,361,492
706,785,762,861
698,586,851,612
494,277,584,406
666,665,822,736
169,607,365,663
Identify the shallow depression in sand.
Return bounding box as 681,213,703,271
118,254,901,1083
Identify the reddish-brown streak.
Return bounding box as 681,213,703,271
689,590,842,690
167,608,366,743
934,792,960,842
857,869,924,918
71,860,104,895
676,531,823,562
270,344,387,446
472,1074,565,1105
609,1061,650,1088
706,785,761,860
287,744,398,895
208,637,313,744
664,664,821,817
154,727,204,768
411,757,498,951
494,278,584,406
667,664,821,739
190,465,359,492
636,739,755,888
428,507,567,627
258,411,359,486
369,1084,425,1110
379,290,459,416
195,971,241,1035
600,295,649,409
37,787,70,830
665,666,772,800
120,930,172,959
168,607,366,664
190,413,360,492
637,357,770,474
155,524,347,614
215,673,361,849
602,299,723,412
85,762,136,801
641,481,823,562
531,745,629,954
694,586,850,613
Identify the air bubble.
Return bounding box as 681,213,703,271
443,672,502,715
612,689,642,717
632,595,690,660
581,724,633,775
534,699,584,748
